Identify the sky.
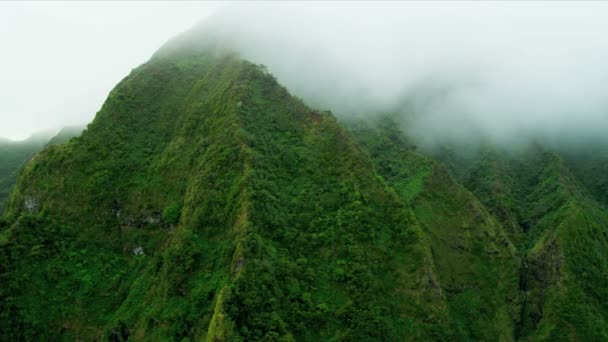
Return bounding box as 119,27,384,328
0,1,220,140
1,2,608,147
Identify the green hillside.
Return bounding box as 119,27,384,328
348,119,520,340
0,128,83,213
45,126,84,147
1,33,607,341
1,51,455,340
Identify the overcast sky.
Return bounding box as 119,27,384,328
0,1,219,140
2,2,608,146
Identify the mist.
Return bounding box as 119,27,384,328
189,2,608,149
3,2,608,149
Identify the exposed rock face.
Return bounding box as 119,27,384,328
232,257,244,274
24,196,38,212
144,214,160,225
111,208,121,218
119,213,162,227
519,238,563,333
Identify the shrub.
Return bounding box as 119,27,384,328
162,202,181,225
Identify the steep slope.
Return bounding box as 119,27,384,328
349,115,608,340
1,51,459,340
453,146,608,340
460,147,542,249
349,118,520,340
514,153,608,340
560,146,608,208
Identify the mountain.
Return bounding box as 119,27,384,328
1,32,607,341
348,119,520,340
351,118,608,340
454,147,608,340
0,127,83,213
1,50,454,340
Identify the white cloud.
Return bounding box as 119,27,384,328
2,1,608,147
202,2,608,146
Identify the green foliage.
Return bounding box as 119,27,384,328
0,137,46,213
434,141,608,340
0,52,447,340
162,202,182,225
349,117,519,341
0,127,82,214
2,38,608,341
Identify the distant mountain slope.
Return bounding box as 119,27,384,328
437,142,608,340
0,137,46,213
347,115,608,340
349,118,519,340
559,147,608,208
45,125,84,146
0,127,83,213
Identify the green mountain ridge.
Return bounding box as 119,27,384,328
1,35,607,341
2,51,449,340
348,119,520,340
423,139,608,340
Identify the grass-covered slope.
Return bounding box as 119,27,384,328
0,136,47,213
1,51,461,340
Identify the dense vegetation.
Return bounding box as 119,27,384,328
0,136,46,213
1,35,607,341
1,51,448,341
453,147,608,340
350,118,608,340
348,120,520,340
0,127,82,213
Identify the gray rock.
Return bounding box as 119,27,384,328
144,214,160,225
24,196,39,212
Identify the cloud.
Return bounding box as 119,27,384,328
195,2,608,147
3,1,607,149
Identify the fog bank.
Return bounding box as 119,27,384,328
199,2,608,147
4,2,607,148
